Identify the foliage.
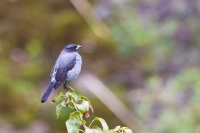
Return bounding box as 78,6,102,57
51,89,133,133
1,0,200,133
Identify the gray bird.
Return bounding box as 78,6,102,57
41,44,82,103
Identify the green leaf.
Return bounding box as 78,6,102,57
69,111,82,119
53,92,65,103
79,95,94,113
66,119,79,133
76,100,90,113
56,103,63,119
66,112,80,133
66,92,81,102
70,111,83,125
113,126,120,132
92,126,103,133
85,128,93,133
107,130,116,133
60,100,67,108
94,117,109,133
85,126,103,133
120,127,133,133
108,126,120,133
56,100,68,118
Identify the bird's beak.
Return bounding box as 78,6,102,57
76,45,82,50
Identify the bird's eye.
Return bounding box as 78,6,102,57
70,46,76,50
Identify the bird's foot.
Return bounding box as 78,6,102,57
63,82,68,91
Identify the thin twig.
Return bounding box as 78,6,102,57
79,129,85,133
89,118,95,128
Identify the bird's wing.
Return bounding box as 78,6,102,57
50,54,76,89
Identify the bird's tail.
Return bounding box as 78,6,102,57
41,82,56,103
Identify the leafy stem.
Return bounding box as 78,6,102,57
52,88,133,133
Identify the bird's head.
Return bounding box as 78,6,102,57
63,44,82,53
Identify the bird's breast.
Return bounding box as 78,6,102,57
66,54,82,82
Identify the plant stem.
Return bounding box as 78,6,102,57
89,119,95,128
79,129,85,133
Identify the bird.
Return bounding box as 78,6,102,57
41,44,82,103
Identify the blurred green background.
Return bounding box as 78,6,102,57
0,0,200,133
